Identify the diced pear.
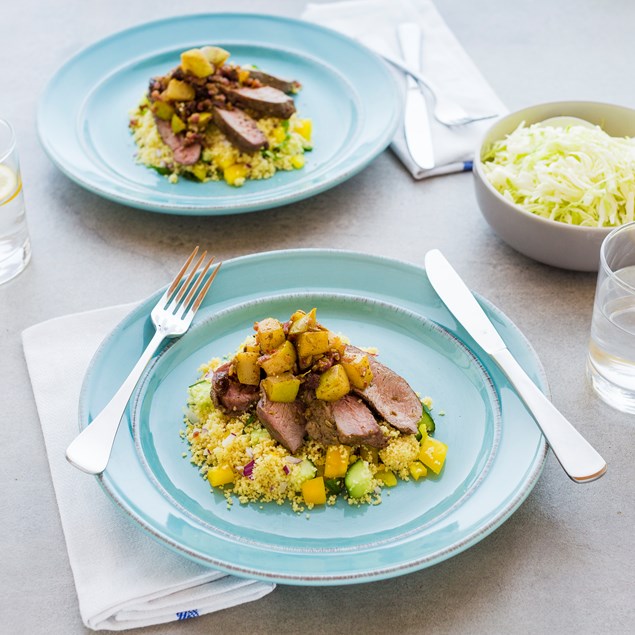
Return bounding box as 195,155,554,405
327,332,346,357
260,340,297,376
164,79,195,101
262,372,301,402
201,46,230,66
181,48,215,78
296,331,330,358
198,112,212,126
151,99,175,120
288,307,317,335
315,364,350,401
255,317,286,353
341,352,373,390
170,114,186,134
234,351,260,385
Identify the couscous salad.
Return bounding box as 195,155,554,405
129,45,312,186
181,309,448,512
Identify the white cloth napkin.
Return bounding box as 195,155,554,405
22,304,275,631
302,0,507,179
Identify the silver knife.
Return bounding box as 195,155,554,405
397,23,435,170
424,249,607,483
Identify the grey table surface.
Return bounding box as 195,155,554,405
1,0,634,633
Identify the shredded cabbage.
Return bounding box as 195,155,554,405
481,122,635,227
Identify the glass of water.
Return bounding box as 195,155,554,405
0,118,31,284
587,221,635,413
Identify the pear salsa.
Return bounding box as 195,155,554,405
183,309,447,511
129,45,312,187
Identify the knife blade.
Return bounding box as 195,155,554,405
397,23,435,170
424,248,607,484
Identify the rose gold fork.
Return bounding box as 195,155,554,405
66,247,221,475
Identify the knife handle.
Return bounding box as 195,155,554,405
397,22,422,84
492,348,607,483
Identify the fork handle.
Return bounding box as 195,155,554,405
66,329,167,475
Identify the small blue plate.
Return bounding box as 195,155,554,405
79,250,547,584
37,13,403,215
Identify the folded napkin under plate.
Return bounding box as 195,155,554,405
303,0,507,179
22,304,274,631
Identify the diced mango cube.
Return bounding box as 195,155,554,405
324,445,351,479
237,68,250,84
261,372,300,402
376,469,398,487
301,476,327,505
408,461,428,481
181,48,215,78
208,465,234,487
294,118,312,141
190,163,207,181
272,126,286,145
223,163,248,187
418,437,448,475
291,155,305,169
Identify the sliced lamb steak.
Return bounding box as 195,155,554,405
244,69,301,94
212,106,268,153
305,393,386,448
256,391,306,453
154,117,201,165
210,362,259,414
226,86,296,119
347,346,422,435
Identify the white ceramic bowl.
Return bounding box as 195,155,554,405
473,101,635,272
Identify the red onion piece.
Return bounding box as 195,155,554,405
243,460,255,479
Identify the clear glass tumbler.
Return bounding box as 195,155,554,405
0,119,31,284
587,221,635,413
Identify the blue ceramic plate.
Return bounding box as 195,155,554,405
37,14,402,215
79,250,547,584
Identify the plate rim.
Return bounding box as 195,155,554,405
77,248,549,584
36,12,404,216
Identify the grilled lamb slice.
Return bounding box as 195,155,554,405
210,362,259,414
212,107,268,153
154,117,201,165
305,396,340,446
305,393,386,448
244,69,301,94
226,86,296,119
256,391,306,454
347,346,422,435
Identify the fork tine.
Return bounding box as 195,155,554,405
179,256,218,315
167,246,199,297
171,250,208,306
189,262,222,314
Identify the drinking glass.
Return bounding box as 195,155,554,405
587,221,635,413
0,119,31,284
